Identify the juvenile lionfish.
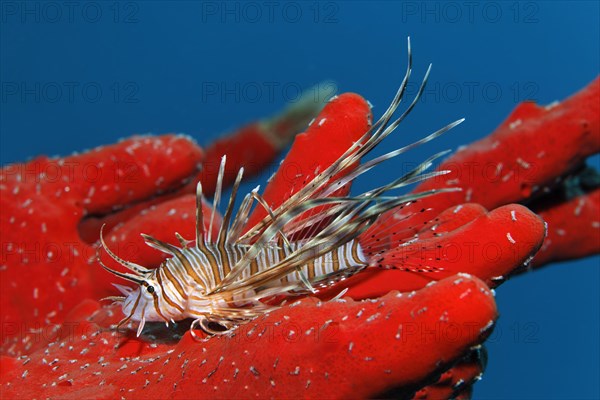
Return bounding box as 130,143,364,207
99,39,463,337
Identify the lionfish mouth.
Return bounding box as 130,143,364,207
97,37,464,338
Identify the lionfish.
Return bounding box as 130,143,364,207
98,39,463,337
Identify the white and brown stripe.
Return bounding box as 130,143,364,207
156,240,367,296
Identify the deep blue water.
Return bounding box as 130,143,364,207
1,1,599,398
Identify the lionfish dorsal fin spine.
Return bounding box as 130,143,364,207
196,182,207,249
175,232,189,248
208,155,226,243
141,233,182,256
217,166,244,246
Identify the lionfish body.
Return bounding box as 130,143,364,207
99,38,464,337
112,240,368,333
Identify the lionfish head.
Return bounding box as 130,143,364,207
98,225,178,335
117,279,166,323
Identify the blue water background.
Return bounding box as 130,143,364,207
1,1,599,398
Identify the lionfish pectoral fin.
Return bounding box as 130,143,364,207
210,38,465,303
236,39,415,245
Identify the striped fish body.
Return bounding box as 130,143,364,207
151,239,368,320
118,240,369,327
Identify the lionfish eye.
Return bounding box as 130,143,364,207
146,285,155,294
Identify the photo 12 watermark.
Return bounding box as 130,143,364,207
1,1,140,24
199,1,340,24
1,159,144,185
1,81,140,104
400,1,540,24
1,240,142,266
200,81,337,104
404,80,540,104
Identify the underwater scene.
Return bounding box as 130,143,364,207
1,1,599,399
